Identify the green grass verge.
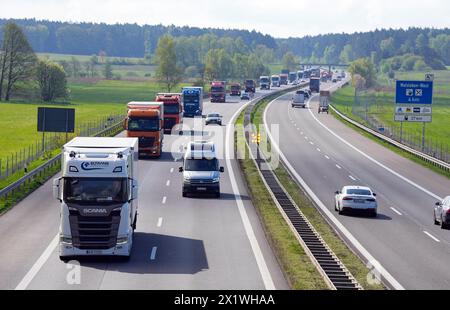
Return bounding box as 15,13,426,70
236,111,329,290
245,91,385,290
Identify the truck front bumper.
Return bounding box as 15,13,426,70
183,183,220,194
59,242,131,257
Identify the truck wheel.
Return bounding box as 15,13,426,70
215,192,221,199
183,192,188,198
59,256,72,263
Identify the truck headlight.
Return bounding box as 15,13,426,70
60,235,72,245
117,236,129,245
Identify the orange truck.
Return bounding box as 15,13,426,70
156,93,183,134
126,102,164,158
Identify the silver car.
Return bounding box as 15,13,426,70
434,196,450,229
335,186,378,217
205,113,222,126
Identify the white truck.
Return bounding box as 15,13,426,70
53,137,139,261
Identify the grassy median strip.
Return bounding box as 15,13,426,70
239,91,385,290
236,111,329,290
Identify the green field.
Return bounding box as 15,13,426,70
0,79,189,160
331,70,450,154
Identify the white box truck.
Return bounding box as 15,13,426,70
53,137,139,261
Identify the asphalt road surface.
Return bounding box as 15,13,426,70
0,88,291,290
265,81,450,289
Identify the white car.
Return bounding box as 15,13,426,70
335,186,378,217
434,196,450,229
205,113,222,126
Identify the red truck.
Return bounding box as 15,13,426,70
210,81,227,103
156,93,183,134
244,79,256,93
280,74,289,85
230,83,241,96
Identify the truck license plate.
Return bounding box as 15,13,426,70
86,250,103,255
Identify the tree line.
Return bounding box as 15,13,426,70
0,23,68,102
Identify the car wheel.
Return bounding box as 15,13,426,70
441,218,448,229
371,211,378,218
215,192,221,198
59,256,73,263
182,190,188,198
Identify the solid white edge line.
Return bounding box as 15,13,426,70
226,95,275,290
264,93,405,290
390,207,403,216
150,246,158,260
15,234,59,290
423,231,440,243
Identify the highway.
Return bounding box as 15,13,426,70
265,80,450,289
0,89,289,290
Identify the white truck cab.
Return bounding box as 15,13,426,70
53,137,139,261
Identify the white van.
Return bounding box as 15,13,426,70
292,90,306,108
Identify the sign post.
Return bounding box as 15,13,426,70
395,80,433,147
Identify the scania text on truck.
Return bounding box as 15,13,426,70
126,102,164,157
156,93,183,134
271,75,281,88
210,81,226,103
182,87,203,117
310,77,320,93
53,137,139,261
260,76,270,90
230,83,241,96
279,73,289,85
244,79,256,93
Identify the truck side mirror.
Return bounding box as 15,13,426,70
436,202,442,206
131,179,138,201
179,167,184,173
220,167,225,173
123,118,128,130
335,191,340,195
53,178,62,202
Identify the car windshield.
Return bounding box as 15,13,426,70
64,178,128,205
185,158,219,172
346,189,372,196
128,117,160,131
164,104,180,114
208,114,220,118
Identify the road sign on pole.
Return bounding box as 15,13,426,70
425,73,434,81
395,80,433,123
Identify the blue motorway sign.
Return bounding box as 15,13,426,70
396,80,433,104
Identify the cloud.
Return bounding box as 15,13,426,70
0,0,449,37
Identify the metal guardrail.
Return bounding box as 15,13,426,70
330,105,450,173
0,120,125,201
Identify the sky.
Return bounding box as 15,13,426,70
1,0,449,38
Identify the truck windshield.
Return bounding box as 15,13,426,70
261,78,269,83
211,87,225,92
185,158,219,172
184,94,199,103
272,78,279,81
64,178,128,204
128,117,160,131
164,104,180,114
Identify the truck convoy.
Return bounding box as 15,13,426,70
244,79,256,93
310,77,321,93
210,81,227,103
260,76,270,90
230,83,241,96
126,102,164,158
182,87,203,117
271,75,281,88
156,93,183,133
279,74,289,85
53,137,139,261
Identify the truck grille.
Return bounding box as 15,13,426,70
69,210,121,250
139,137,156,148
190,179,215,185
